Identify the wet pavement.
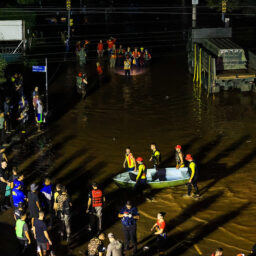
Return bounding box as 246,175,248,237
1,52,256,256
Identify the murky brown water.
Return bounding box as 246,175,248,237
1,53,256,256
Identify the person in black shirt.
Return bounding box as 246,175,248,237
33,211,52,256
0,160,8,211
28,183,40,227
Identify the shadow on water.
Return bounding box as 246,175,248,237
198,136,255,195
165,202,251,256
136,202,250,256
138,191,224,246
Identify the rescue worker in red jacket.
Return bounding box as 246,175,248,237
106,37,116,57
97,40,104,58
132,48,141,67
86,183,105,232
96,62,103,76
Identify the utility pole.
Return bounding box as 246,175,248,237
192,0,198,28
222,0,227,24
45,57,48,114
66,0,71,51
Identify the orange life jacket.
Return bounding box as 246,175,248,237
92,189,103,207
97,66,103,75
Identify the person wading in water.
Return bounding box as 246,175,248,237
185,154,199,198
175,145,185,169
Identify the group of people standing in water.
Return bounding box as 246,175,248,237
123,143,199,198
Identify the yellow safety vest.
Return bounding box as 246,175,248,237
126,153,135,168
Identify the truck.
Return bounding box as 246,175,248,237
187,27,256,93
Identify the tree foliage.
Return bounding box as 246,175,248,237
207,0,256,13
0,57,7,84
17,0,36,5
207,0,241,12
0,7,36,29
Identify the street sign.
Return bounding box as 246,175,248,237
32,66,46,72
222,0,227,13
192,0,199,5
66,0,71,10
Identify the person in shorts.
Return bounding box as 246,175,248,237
33,211,52,256
28,183,40,227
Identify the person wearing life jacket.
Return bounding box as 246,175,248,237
123,147,136,172
117,45,125,67
110,44,117,68
135,157,147,192
151,212,167,254
175,145,185,169
15,212,31,254
211,248,223,256
97,40,104,58
144,49,151,66
86,182,105,232
96,62,103,76
106,37,116,56
76,72,83,89
185,154,199,197
124,56,131,78
149,143,161,169
132,48,141,67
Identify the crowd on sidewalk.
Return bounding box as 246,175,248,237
0,74,45,146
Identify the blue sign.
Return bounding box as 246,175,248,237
32,66,46,72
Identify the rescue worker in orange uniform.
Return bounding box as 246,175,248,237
106,37,116,57
185,154,199,197
132,48,141,67
97,40,104,58
175,145,185,169
86,183,105,232
96,62,103,76
123,147,136,172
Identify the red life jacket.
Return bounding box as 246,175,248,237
97,43,103,51
92,189,103,207
97,66,103,75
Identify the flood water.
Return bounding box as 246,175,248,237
1,51,256,256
